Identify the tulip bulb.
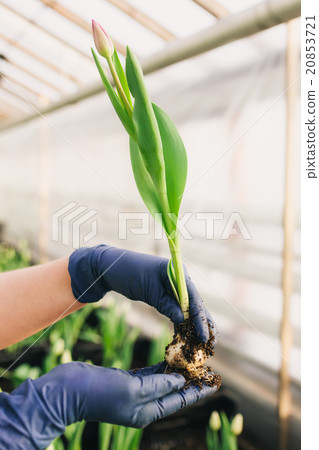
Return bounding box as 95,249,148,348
165,334,207,371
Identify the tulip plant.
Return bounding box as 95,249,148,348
92,21,189,318
207,411,243,450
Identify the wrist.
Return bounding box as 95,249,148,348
0,378,66,450
33,363,89,426
68,245,112,303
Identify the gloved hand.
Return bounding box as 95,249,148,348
68,245,215,343
0,362,217,449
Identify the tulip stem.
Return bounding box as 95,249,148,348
169,236,189,319
106,56,133,118
159,191,189,319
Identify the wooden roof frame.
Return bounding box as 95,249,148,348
0,72,45,99
0,0,300,126
0,0,179,121
106,0,176,41
1,56,65,93
0,1,92,61
38,0,127,55
0,31,81,84
192,0,230,19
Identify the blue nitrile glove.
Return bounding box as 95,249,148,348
0,362,217,450
68,245,215,343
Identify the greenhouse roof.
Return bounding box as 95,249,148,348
0,0,300,127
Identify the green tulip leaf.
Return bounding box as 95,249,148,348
126,47,165,188
92,48,135,137
167,259,179,300
129,137,163,221
153,103,188,217
112,45,132,108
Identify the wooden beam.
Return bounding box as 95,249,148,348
0,110,13,121
106,0,175,41
38,0,126,55
0,110,17,124
0,72,46,99
0,31,80,84
0,84,38,107
192,0,230,19
0,1,92,61
0,56,65,93
0,95,26,116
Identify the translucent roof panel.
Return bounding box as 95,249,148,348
0,0,294,125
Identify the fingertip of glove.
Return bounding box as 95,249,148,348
155,361,168,373
169,373,185,387
171,372,185,380
173,315,184,325
195,322,210,344
181,383,215,403
161,300,184,324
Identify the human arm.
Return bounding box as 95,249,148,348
0,258,84,349
0,244,216,349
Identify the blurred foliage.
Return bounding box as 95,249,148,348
147,324,171,366
0,241,169,450
0,240,31,272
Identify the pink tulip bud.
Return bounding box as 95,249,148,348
92,20,114,59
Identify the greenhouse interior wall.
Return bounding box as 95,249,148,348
0,18,300,450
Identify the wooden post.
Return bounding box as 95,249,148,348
278,19,299,450
37,96,50,263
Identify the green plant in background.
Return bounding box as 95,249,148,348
206,411,243,450
97,302,141,450
92,21,189,318
147,324,171,367
0,240,31,272
96,302,140,369
42,304,97,374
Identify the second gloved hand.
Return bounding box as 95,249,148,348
68,245,215,343
0,362,217,449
